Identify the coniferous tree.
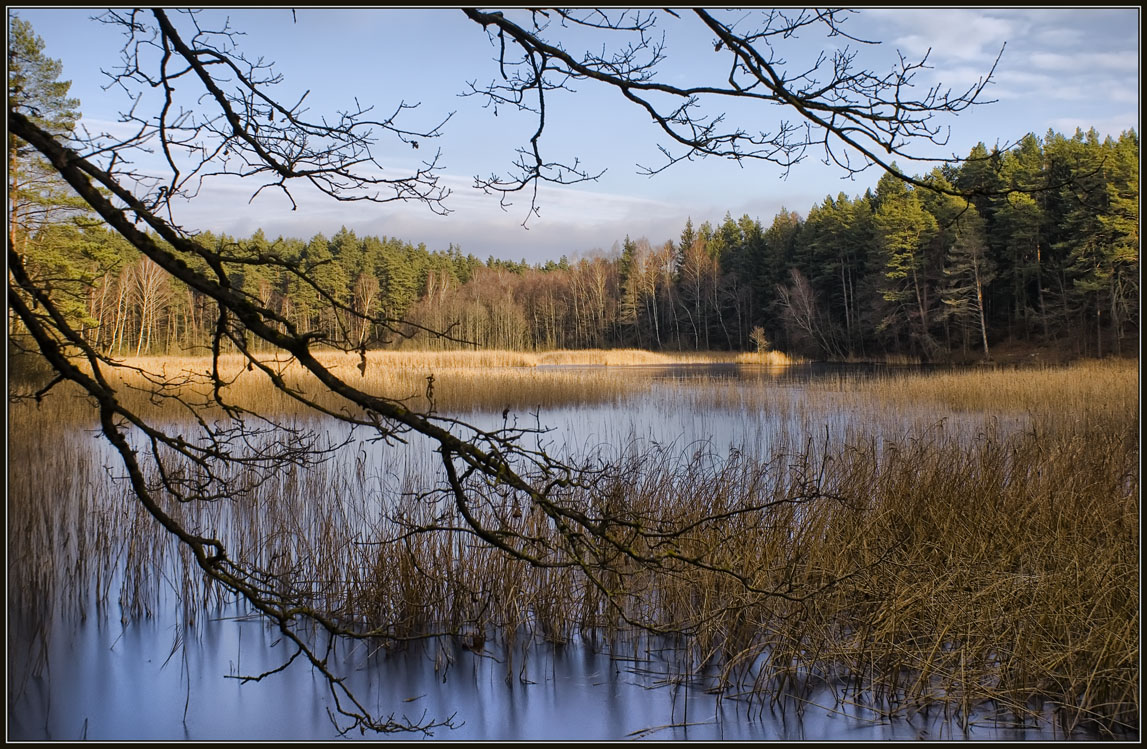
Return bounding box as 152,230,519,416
940,203,995,357
995,133,1048,339
8,16,82,241
1097,131,1140,352
874,171,939,356
8,16,91,352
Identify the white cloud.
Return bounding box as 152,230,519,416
164,168,694,262
865,9,1013,63
990,65,1139,108
1048,113,1140,139
929,64,1002,92
1028,51,1138,74
1030,26,1085,47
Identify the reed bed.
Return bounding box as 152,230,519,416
26,347,801,424
7,356,1138,736
733,350,799,366
364,347,795,366
807,359,1137,415
535,348,796,366
75,349,785,419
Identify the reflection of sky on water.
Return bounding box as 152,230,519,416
459,363,1031,470
10,599,1085,741
10,366,1081,741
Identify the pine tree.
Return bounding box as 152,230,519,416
940,202,995,357
8,16,82,243
8,16,95,356
874,171,939,355
1051,128,1124,355
617,235,642,344
1095,131,1139,352
995,133,1048,339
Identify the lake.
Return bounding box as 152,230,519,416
7,362,1136,740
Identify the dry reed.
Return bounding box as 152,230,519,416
67,350,752,418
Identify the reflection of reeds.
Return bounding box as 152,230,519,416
7,357,1138,735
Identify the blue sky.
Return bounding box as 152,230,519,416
11,7,1141,263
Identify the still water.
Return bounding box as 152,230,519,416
10,599,1078,741
6,364,1093,740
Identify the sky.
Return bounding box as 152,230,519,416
10,7,1141,264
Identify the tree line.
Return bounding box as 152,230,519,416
14,127,1136,362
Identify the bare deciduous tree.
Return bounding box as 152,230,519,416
462,9,999,222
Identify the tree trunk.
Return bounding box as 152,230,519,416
975,261,990,359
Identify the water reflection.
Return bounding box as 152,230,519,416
536,360,955,383
8,599,1089,741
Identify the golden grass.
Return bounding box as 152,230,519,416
19,348,800,420
810,359,1139,417
298,347,793,369
94,351,646,416
733,350,802,366
791,410,1138,732
535,348,797,366
103,346,797,375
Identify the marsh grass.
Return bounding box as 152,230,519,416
6,355,1138,736
22,347,801,423
72,350,723,418
814,359,1138,416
